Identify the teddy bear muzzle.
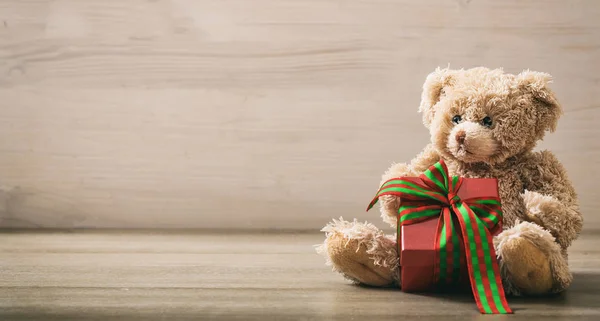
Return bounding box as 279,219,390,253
447,122,498,162
455,130,466,144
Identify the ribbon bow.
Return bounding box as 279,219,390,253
366,159,512,314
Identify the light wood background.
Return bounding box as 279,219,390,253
0,0,598,230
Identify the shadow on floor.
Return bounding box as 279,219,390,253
358,271,600,312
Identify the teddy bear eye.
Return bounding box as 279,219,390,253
452,115,462,124
482,116,493,127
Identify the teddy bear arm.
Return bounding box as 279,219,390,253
407,143,442,175
378,144,441,227
520,151,583,248
380,144,440,183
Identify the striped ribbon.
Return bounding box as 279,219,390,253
366,159,512,314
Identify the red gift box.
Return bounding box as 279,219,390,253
397,177,502,292
367,159,512,314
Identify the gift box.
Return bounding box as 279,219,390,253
367,160,512,315
397,177,502,292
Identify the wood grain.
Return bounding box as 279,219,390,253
0,231,599,320
0,0,599,229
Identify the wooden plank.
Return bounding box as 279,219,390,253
0,231,599,320
0,0,598,229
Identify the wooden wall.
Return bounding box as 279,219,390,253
0,0,599,231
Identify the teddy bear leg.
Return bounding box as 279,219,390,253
494,221,572,296
315,217,398,287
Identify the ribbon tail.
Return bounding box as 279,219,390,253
435,207,462,286
453,203,513,314
433,214,444,285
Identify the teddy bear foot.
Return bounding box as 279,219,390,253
494,221,572,296
499,234,553,295
315,217,398,287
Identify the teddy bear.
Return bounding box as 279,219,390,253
316,66,583,296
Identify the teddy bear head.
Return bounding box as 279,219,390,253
419,67,562,165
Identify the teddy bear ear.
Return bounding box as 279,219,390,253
418,67,456,127
515,70,563,132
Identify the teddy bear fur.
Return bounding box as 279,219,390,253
316,66,583,296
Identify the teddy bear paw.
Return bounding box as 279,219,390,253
316,217,398,287
493,221,568,295
499,236,553,295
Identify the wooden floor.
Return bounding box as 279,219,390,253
1,231,599,320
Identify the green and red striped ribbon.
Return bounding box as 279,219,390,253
366,159,512,314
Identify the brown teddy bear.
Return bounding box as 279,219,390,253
316,66,583,296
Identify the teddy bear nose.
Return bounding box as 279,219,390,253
455,130,466,144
